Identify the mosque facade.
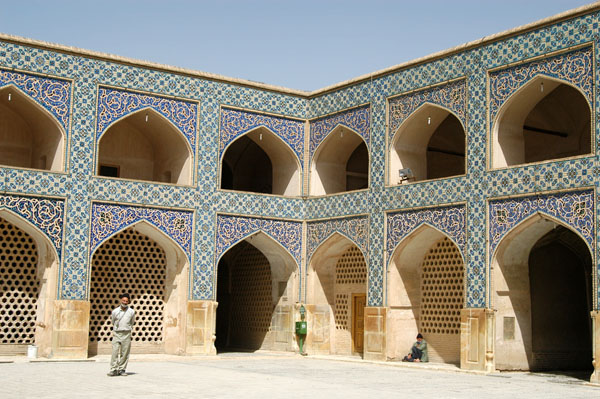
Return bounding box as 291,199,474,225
0,3,599,383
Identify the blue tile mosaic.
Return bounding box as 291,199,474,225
306,216,369,262
96,86,198,154
219,107,305,168
309,105,370,158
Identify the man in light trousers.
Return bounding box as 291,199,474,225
107,293,135,376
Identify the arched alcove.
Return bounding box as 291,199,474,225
389,103,465,184
492,214,593,374
215,232,298,352
220,127,301,196
97,108,193,185
0,211,59,357
307,233,367,355
0,86,65,171
492,76,591,168
387,225,464,364
310,126,369,195
88,222,189,355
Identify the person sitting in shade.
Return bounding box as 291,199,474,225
402,333,428,362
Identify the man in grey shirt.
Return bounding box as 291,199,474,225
107,293,135,376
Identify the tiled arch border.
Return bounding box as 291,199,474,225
386,204,468,306
215,214,302,272
0,193,65,259
387,78,467,142
306,216,369,262
488,45,593,131
219,107,305,169
488,189,596,308
95,86,199,155
0,68,72,133
89,202,194,261
309,105,370,159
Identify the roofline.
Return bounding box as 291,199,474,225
1,2,599,99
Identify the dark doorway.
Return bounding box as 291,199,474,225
221,135,272,194
528,226,593,372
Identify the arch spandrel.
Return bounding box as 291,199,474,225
0,70,72,133
219,107,305,168
309,106,370,159
488,46,593,129
386,205,466,267
389,101,466,147
388,79,467,142
215,215,302,270
90,203,193,261
96,87,198,153
0,194,65,259
306,216,369,263
488,190,594,266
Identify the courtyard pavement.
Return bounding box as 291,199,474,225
1,352,598,398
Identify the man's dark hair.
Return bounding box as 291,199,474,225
119,293,131,300
416,333,423,339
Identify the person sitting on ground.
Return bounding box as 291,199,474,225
402,333,428,363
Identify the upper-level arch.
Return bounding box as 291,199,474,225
220,126,302,196
389,102,465,184
0,85,65,171
97,107,193,185
310,125,369,195
491,75,592,168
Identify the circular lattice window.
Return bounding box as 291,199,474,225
89,228,166,344
0,218,39,345
420,237,464,335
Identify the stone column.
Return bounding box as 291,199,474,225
591,311,600,384
186,300,217,355
363,307,386,361
304,304,331,354
51,300,90,359
460,308,495,372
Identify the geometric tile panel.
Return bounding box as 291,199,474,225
388,79,467,140
0,194,65,258
489,46,592,128
96,86,199,153
215,214,302,269
306,216,369,263
309,105,370,157
0,68,71,133
219,107,305,167
386,204,466,266
488,189,594,264
89,202,194,260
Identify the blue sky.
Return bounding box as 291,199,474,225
0,0,593,91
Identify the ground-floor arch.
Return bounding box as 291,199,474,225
215,232,298,352
0,211,59,357
492,213,593,372
88,222,189,355
306,233,367,356
387,225,464,364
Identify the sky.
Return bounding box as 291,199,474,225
0,0,594,91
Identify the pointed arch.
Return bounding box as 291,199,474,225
0,210,60,357
387,222,465,271
97,107,193,185
215,230,299,351
389,102,465,184
215,229,299,274
308,230,367,266
387,223,465,364
491,211,594,372
492,75,592,168
0,85,66,172
310,125,370,195
220,125,302,196
88,220,189,355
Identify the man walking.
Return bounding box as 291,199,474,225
107,293,135,376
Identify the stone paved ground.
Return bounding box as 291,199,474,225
1,353,598,398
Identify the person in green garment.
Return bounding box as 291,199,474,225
402,333,428,362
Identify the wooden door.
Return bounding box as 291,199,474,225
352,294,366,353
